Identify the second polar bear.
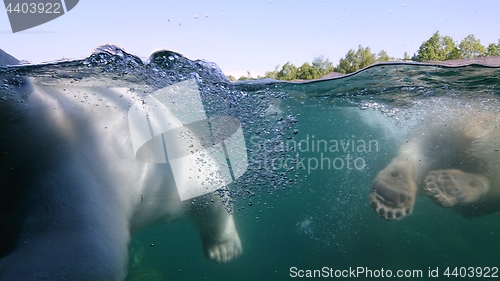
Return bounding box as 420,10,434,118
369,105,500,220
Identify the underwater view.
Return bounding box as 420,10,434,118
1,46,500,281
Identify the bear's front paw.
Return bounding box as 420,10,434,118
201,216,243,263
205,233,242,264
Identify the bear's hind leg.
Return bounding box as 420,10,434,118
424,169,490,207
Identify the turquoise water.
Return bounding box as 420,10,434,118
2,46,500,280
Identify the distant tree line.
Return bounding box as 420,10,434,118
228,31,500,81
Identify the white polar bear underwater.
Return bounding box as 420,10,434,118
369,104,500,220
0,49,242,280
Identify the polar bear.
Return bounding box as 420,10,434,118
369,105,500,220
0,50,242,280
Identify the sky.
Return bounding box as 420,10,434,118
1,0,500,77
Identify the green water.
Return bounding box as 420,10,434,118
2,47,500,280
128,104,500,280
124,59,500,280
